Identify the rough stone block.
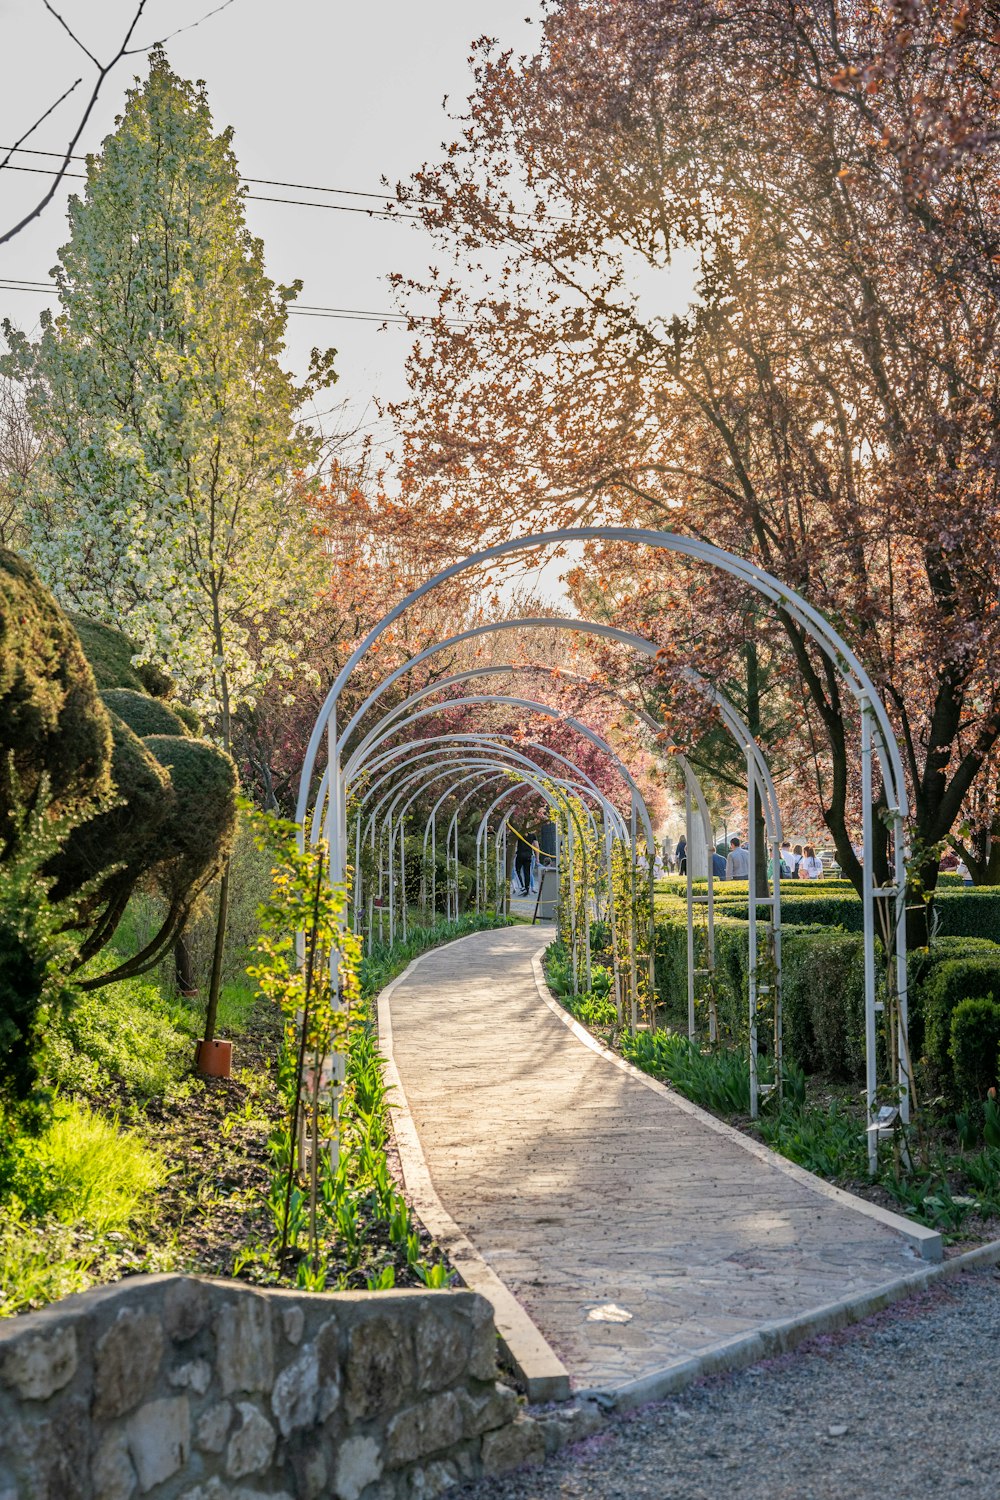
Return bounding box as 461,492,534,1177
94,1309,165,1421
287,1439,329,1500
344,1316,414,1423
386,1392,463,1468
458,1382,518,1437
91,1430,138,1500
0,1324,78,1401
14,1397,90,1500
464,1303,497,1383
414,1315,467,1394
406,1458,460,1499
281,1304,304,1347
163,1279,211,1344
536,1400,603,1454
196,1398,233,1453
271,1343,320,1437
226,1401,277,1480
480,1415,545,1476
216,1294,274,1397
126,1394,190,1492
315,1315,340,1384
170,1358,212,1395
334,1434,383,1500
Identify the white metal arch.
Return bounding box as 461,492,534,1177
300,528,911,1170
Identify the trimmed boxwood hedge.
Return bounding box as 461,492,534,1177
652,902,1000,1092
661,884,1000,945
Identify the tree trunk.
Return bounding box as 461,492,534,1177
202,861,230,1046
175,927,198,996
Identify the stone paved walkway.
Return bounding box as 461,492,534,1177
384,925,929,1397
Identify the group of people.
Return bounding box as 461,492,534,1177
672,835,826,880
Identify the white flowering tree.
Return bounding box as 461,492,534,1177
4,49,335,1040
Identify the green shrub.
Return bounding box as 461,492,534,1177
4,1100,164,1232
949,997,1000,1107
44,973,191,1098
68,611,148,691
0,791,84,1113
101,688,191,739
0,551,112,834
922,954,1000,1095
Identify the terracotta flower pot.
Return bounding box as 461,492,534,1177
197,1038,232,1079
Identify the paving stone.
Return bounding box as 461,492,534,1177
225,1401,277,1479
0,1324,77,1400
125,1394,190,1492
386,926,923,1394
94,1310,165,1421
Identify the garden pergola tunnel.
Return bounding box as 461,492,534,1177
298,527,911,1173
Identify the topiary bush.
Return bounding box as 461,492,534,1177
0,551,112,836
100,688,191,739
949,997,1000,1108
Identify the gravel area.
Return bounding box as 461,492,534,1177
459,1268,1000,1500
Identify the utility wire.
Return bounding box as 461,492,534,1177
0,144,569,225
0,276,468,327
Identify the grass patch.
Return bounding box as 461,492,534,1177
0,1100,168,1316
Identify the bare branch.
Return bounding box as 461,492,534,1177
0,0,240,247
0,77,82,173
41,0,99,67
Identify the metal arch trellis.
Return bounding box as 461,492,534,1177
349,742,634,1012
298,527,911,1173
341,696,657,1025
343,645,786,1112
346,736,630,956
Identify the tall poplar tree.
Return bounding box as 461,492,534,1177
5,49,335,1038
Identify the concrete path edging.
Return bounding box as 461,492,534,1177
377,934,573,1403
604,1236,1000,1411
529,951,943,1263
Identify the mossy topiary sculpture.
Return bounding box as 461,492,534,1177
100,688,191,740
0,550,238,1069
0,552,112,834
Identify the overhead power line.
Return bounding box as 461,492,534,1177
0,276,467,328
0,145,567,225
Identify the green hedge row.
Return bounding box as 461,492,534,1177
658,887,1000,944
652,904,1000,1101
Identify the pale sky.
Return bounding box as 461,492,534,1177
0,0,699,605
0,0,552,433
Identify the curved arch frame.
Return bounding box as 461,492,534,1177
300,528,910,1169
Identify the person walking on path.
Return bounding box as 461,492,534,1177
726,836,750,880
798,845,824,879
675,834,687,875
513,829,533,896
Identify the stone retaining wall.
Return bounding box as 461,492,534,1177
0,1275,596,1500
